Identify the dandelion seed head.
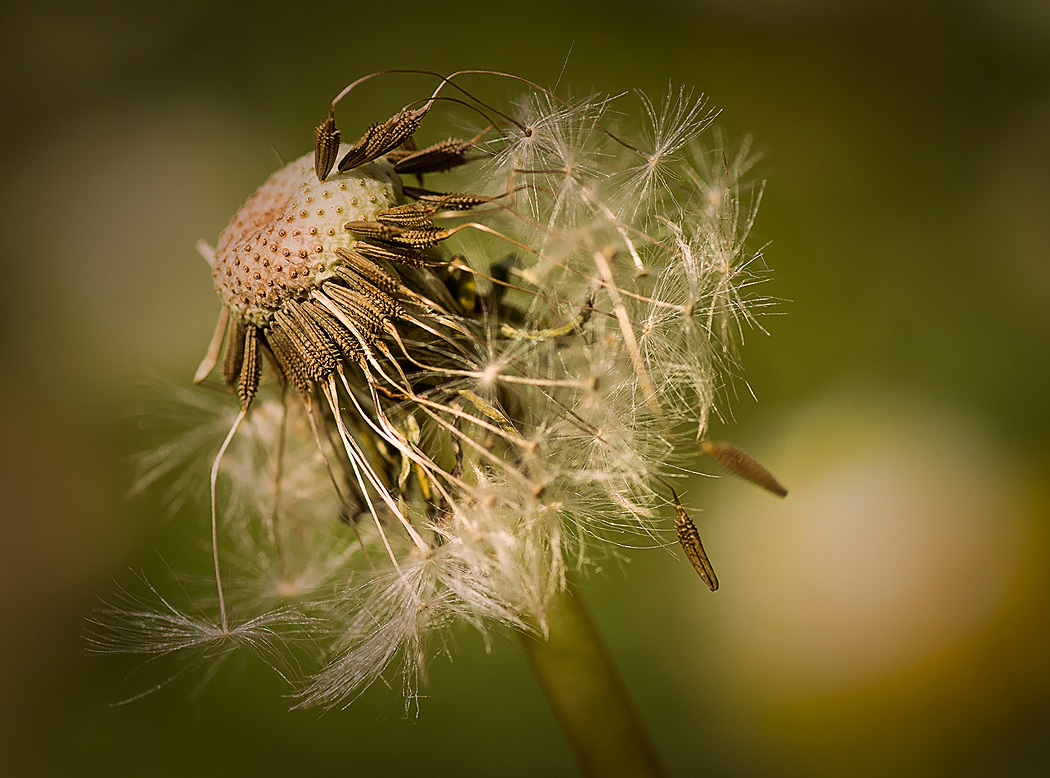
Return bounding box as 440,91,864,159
100,72,778,708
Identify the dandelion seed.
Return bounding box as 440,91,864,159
86,574,312,701
99,71,782,708
700,439,788,497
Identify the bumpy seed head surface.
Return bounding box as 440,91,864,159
214,148,403,327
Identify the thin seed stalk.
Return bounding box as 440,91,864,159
522,581,668,778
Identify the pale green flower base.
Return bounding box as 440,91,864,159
522,582,668,778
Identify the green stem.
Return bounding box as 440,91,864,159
521,580,669,778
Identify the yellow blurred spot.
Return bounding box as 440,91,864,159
709,397,1028,701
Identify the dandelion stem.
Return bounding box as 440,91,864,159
522,581,668,778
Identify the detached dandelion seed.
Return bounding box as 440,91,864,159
97,70,785,724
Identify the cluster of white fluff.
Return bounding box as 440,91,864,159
91,75,771,708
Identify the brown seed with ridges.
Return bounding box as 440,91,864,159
337,106,430,173
352,240,431,268
389,227,453,249
332,266,402,318
237,325,261,409
700,440,788,497
669,487,718,591
402,186,497,211
344,220,402,242
391,138,473,176
376,202,439,228
321,282,386,335
314,109,341,182
302,299,360,359
223,318,246,389
265,326,312,397
332,246,400,293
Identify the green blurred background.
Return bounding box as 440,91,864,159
2,0,1048,775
